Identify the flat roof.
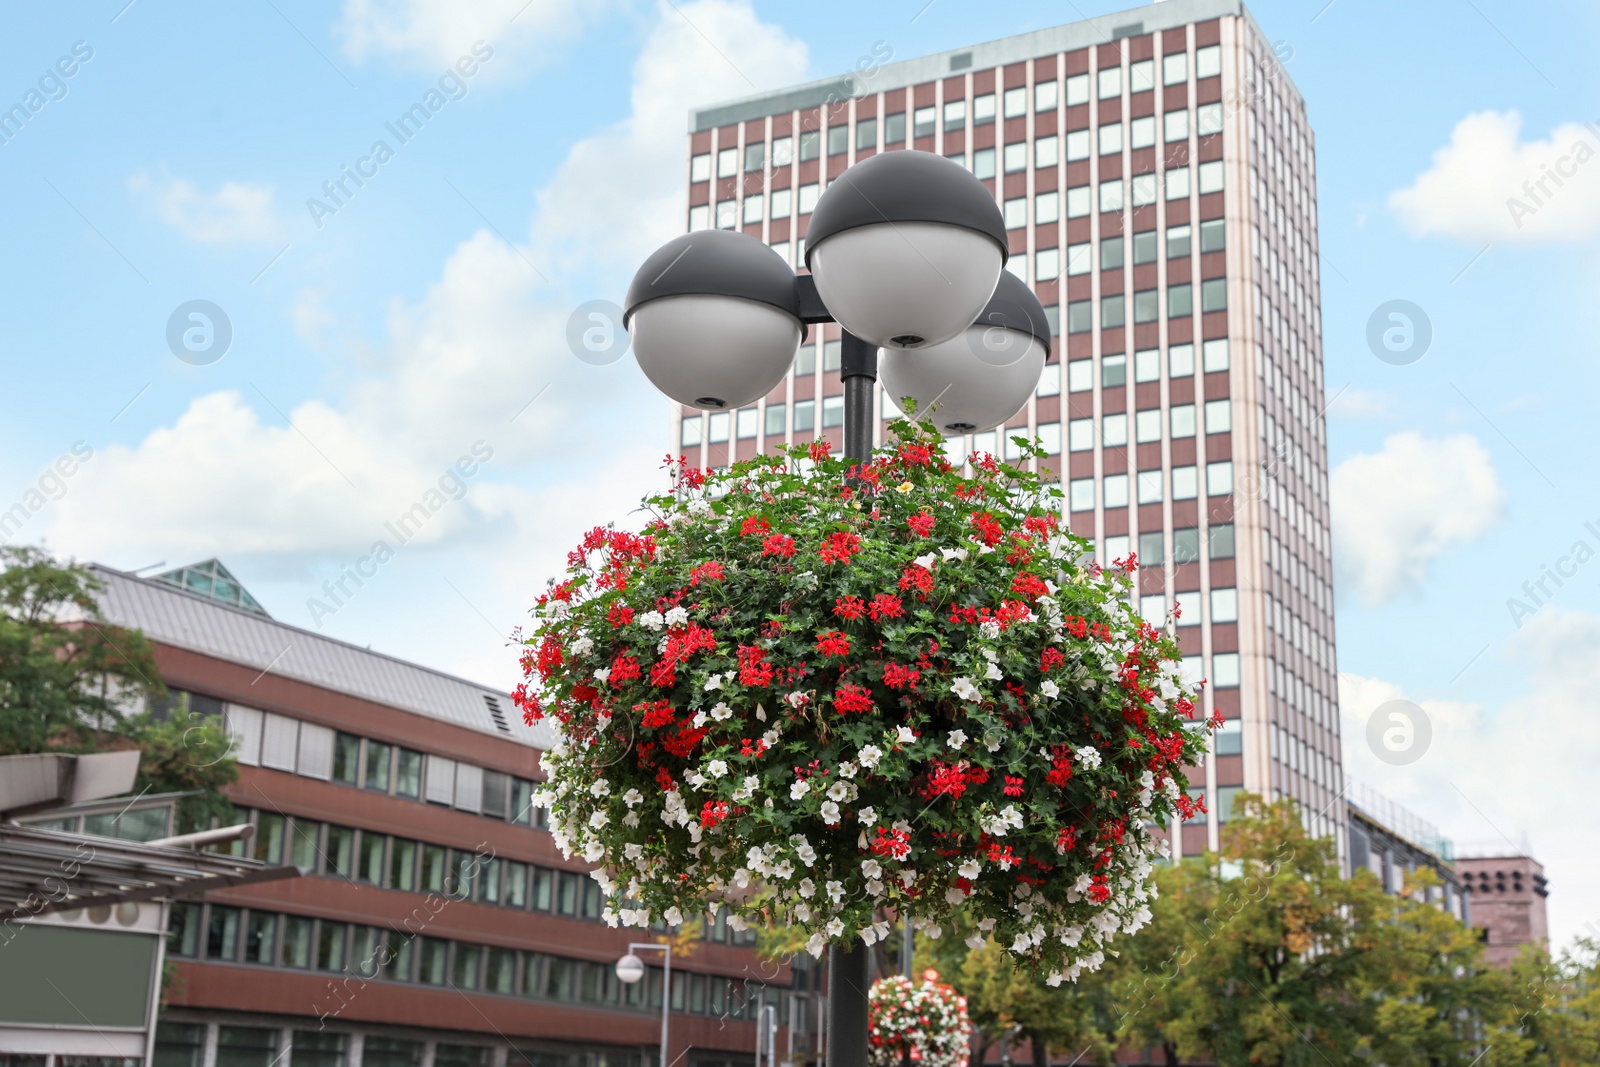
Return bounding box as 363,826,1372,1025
691,0,1299,133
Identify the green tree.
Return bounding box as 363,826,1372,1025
1114,857,1217,1066
958,939,1119,1067
0,545,237,832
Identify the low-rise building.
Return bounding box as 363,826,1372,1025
1456,855,1549,967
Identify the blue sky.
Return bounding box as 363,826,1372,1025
2,0,1596,948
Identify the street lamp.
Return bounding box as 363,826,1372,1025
616,943,671,1067
622,149,1050,1067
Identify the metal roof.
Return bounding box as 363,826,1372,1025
0,823,298,921
86,565,553,748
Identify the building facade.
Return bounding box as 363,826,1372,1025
85,563,788,1067
1457,855,1549,968
1344,776,1468,922
674,0,1343,861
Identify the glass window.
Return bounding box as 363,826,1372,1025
530,866,554,910
1101,294,1125,328
856,118,877,150
823,339,841,371
744,142,764,172
384,932,416,979
1132,230,1158,265
452,944,482,990
1003,198,1027,229
1068,360,1093,391
1104,535,1131,565
1170,405,1196,438
281,915,313,968
1103,413,1128,447
1068,419,1093,451
798,183,819,214
1172,466,1198,500
1065,73,1089,106
1036,248,1060,282
1212,652,1241,687
973,147,995,180
1035,80,1058,112
253,812,285,865
449,851,477,899
216,1026,278,1067
1168,283,1193,318
436,1047,493,1067
1003,86,1026,118
1202,278,1228,312
1203,338,1230,372
1207,460,1234,496
687,204,709,231
764,403,787,437
1003,142,1027,173
1172,527,1201,563
885,112,906,144
363,1038,422,1067
1063,129,1090,163
715,147,737,178
1035,135,1058,168
1102,354,1127,388
1169,343,1195,376
1197,102,1224,136
421,843,447,893
1205,399,1232,434
521,954,546,998
1069,478,1095,512
681,415,703,447
827,125,847,156
793,399,815,432
1100,235,1124,271
1167,224,1191,258
1139,531,1164,566
1133,289,1159,324
504,861,528,908
364,741,391,792
315,920,347,971
1164,110,1189,142
418,938,448,985
547,956,578,1000
1212,587,1239,623
1099,178,1124,212
1163,53,1187,86
1131,172,1158,207
1198,160,1225,195
167,901,201,957
1210,523,1236,558
913,107,936,138
1066,300,1092,334
707,411,730,444
743,194,764,225
476,857,502,905
736,407,758,439
1135,408,1162,442
395,748,422,799
1099,122,1122,156
1200,218,1226,254
1196,45,1222,79
1130,116,1155,149
1043,305,1060,337
1098,67,1121,99
798,130,819,161
349,926,384,979
1104,474,1129,508
206,905,241,962
325,825,354,877
332,733,359,784
389,837,417,891
1135,349,1160,382
973,93,995,125
358,831,385,884
1066,185,1090,218
1066,242,1091,275
943,99,965,131
1037,421,1062,453
1137,470,1163,504
772,136,793,165
822,395,844,428
557,870,580,915
486,947,517,995
1130,59,1155,93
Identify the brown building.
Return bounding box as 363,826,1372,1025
1457,856,1549,967
675,0,1344,864
84,560,794,1067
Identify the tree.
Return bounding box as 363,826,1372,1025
0,545,236,832
958,939,1119,1067
1113,856,1218,1066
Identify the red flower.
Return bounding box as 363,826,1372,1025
906,511,935,537
607,603,635,628
871,827,911,860
700,800,731,828
869,593,904,621
1040,647,1065,673
1056,826,1077,852
1010,572,1049,601
662,723,708,758
897,443,933,466
638,699,676,729
740,516,771,537
610,651,642,684
762,534,797,558
968,511,1003,546
809,440,833,463
689,560,725,586
899,564,934,598
834,595,866,621
738,645,775,688
1003,775,1025,798
512,683,543,723
535,635,564,680
833,683,874,714
1046,745,1074,787
815,631,852,658
881,662,921,691
1087,876,1111,904
818,531,861,565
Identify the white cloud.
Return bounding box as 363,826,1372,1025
1389,110,1600,244
336,0,591,78
1326,386,1397,420
1340,608,1600,954
129,173,283,244
1331,432,1505,606
292,288,337,349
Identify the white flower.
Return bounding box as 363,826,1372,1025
838,761,859,780
590,779,611,797
593,668,612,683
639,610,665,631
858,806,878,825
665,906,684,926
859,744,883,768
1040,679,1060,699
622,788,643,809
827,781,852,802
710,702,734,721
965,934,986,950
798,877,816,899
1076,745,1103,770
762,729,779,746
622,811,639,828
733,775,758,801
950,677,981,702
980,620,1002,640
940,547,968,562
703,671,724,691
896,725,916,744
733,868,752,888
686,499,711,516
786,690,807,708
790,778,810,800
821,801,841,825
861,859,883,879
806,933,827,957
958,859,981,880
706,759,729,779
570,635,594,656
665,607,689,627
947,730,967,749
826,880,845,903
913,552,938,570
691,711,709,728
945,886,966,904
826,917,845,937
774,860,795,881
984,661,1003,681
923,924,942,940
589,810,609,828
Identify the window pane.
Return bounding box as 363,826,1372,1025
1065,74,1089,106
856,118,877,150
1132,230,1158,265
244,912,277,963
452,944,482,990
973,147,995,180
1210,523,1236,558
942,99,964,131
1168,284,1193,318
885,112,906,144
1035,81,1058,111
289,819,320,871
418,938,448,985
167,901,201,958
1101,235,1124,270
1172,527,1201,563
827,125,847,155
744,142,764,172
421,844,447,893
253,812,285,865
1003,87,1026,118
913,107,935,138
325,825,354,877
390,838,417,891
1167,225,1191,258
798,130,819,161
1200,218,1226,253
332,733,359,784
316,920,347,971
1101,294,1125,329
207,905,240,961
358,830,385,884
1102,355,1126,388
1202,278,1228,312
765,403,786,436
281,916,313,968
395,749,422,798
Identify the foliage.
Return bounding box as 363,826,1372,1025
869,970,972,1067
122,707,238,835
519,418,1212,977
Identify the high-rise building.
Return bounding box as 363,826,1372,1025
81,561,789,1067
675,0,1343,862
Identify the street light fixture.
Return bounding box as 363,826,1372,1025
622,149,1049,1067
616,943,671,1067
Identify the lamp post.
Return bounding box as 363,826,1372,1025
622,150,1052,1067
616,943,671,1067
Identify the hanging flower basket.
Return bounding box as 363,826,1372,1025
869,970,971,1067
518,418,1213,981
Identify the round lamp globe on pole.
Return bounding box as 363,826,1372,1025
623,230,802,411
804,151,1007,351
615,953,646,984
879,270,1051,435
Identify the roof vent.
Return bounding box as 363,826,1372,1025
483,695,511,734
1112,21,1144,40
949,51,972,72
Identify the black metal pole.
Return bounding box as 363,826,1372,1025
839,330,877,463
827,941,870,1067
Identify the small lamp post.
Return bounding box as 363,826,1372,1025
622,149,1052,1067
617,943,671,1067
